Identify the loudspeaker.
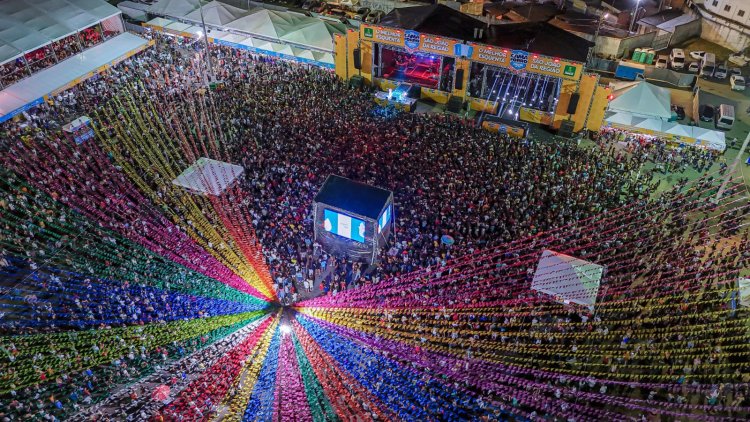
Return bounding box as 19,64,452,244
353,48,361,70
407,85,421,99
454,69,464,90
566,93,580,114
446,96,463,113
558,120,575,138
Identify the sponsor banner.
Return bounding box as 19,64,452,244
362,25,404,47
418,34,460,57
482,121,526,138
469,42,582,81
519,107,554,125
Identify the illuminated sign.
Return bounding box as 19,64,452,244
404,30,420,50
469,42,582,81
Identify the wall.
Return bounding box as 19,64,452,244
670,17,702,46
703,0,750,26
617,32,657,58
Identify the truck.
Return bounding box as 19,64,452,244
615,60,646,81
700,53,716,78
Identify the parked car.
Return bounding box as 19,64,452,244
326,6,347,17
730,74,746,91
353,7,370,20
669,48,685,70
687,61,700,73
699,104,715,122
655,55,668,69
689,50,706,60
671,105,686,120
728,52,750,66
364,10,384,23
730,67,742,76
715,62,728,79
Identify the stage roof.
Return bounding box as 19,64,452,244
0,0,121,65
380,4,592,63
314,175,392,220
0,32,149,122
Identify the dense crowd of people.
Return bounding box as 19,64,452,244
0,29,748,421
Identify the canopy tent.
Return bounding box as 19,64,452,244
603,112,634,127
147,1,342,54
172,158,244,196
312,51,334,65
281,20,337,51
0,32,149,122
0,0,122,64
692,127,726,151
662,122,693,138
148,0,203,18
118,1,149,22
292,46,315,61
632,117,664,133
271,43,295,57
608,81,672,121
144,17,174,30
225,9,289,40
183,1,248,26
531,250,605,310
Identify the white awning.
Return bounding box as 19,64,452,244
0,32,149,122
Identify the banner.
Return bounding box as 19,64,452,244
469,43,582,81
362,25,468,58
519,107,554,125
362,26,404,48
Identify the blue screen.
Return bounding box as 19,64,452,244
323,209,366,243
378,204,392,233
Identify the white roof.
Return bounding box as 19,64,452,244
172,158,244,196
608,81,672,120
531,250,604,309
281,20,335,51
0,0,121,64
148,0,203,17
0,32,148,122
145,17,174,28
662,121,692,137
118,1,149,22
738,278,750,308
183,0,248,26
691,126,726,151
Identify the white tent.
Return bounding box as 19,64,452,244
292,46,315,61
604,112,634,127
692,127,726,151
118,1,149,22
172,158,244,196
312,51,334,65
272,42,294,57
608,81,672,121
281,20,335,51
148,0,203,17
1,32,148,122
183,1,248,26
226,9,285,40
531,250,605,310
145,17,174,30
662,121,693,138
633,117,664,132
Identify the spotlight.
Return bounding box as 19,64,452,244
281,324,291,335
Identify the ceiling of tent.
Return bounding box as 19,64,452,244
183,1,248,26
608,81,672,120
0,0,121,64
148,0,203,18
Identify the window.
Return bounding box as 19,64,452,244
711,0,718,6
724,4,731,11
739,10,746,17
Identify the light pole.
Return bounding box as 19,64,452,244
197,0,215,83
586,12,609,66
629,0,641,33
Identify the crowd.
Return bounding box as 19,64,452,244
595,126,721,174
0,28,747,421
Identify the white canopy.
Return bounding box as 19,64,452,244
0,0,121,64
183,1,248,26
0,32,148,122
662,122,693,138
608,81,672,121
531,250,605,310
738,278,750,308
148,0,203,17
118,1,149,22
633,117,663,132
172,158,244,196
692,127,726,151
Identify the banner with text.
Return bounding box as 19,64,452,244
469,43,582,81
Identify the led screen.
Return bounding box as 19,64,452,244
323,209,366,243
378,204,392,233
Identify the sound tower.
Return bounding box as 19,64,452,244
454,68,464,90
353,48,362,70
558,120,575,138
566,93,580,114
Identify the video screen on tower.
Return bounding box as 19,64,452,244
323,209,366,243
378,204,392,233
